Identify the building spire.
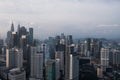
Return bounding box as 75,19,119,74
11,22,14,32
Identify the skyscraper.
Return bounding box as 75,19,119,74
100,48,110,71
84,38,91,57
65,35,73,80
55,51,64,74
29,28,33,44
11,22,14,32
46,59,60,80
6,48,23,68
11,32,18,47
30,47,43,80
69,54,79,80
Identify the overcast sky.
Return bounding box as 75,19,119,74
0,0,120,39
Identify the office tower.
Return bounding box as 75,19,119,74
84,38,91,57
60,33,65,39
6,31,12,48
66,35,73,45
29,28,33,44
110,49,120,66
79,57,98,80
65,35,73,80
76,40,81,56
60,39,66,45
8,68,26,80
55,59,60,80
60,33,66,45
11,32,18,47
42,44,46,80
55,35,60,45
19,26,27,36
55,51,64,74
17,24,21,47
11,22,14,32
48,37,55,59
90,39,101,58
69,54,79,80
55,43,65,52
20,35,27,49
17,49,23,68
46,59,60,80
55,35,66,77
20,35,27,61
6,48,23,68
80,43,85,56
79,64,98,80
30,47,43,80
100,48,110,71
17,24,21,35
0,39,4,54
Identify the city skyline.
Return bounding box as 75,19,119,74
1,20,120,80
0,0,120,39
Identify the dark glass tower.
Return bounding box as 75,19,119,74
11,22,14,32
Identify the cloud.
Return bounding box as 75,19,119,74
0,0,120,39
97,24,120,27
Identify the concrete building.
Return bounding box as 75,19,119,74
30,47,43,80
69,54,79,80
6,48,23,68
8,68,26,80
110,49,120,66
55,51,64,73
100,48,110,71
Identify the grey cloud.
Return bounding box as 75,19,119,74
0,0,120,39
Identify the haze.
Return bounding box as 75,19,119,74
0,0,120,39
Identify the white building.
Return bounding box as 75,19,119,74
100,48,110,71
8,68,26,80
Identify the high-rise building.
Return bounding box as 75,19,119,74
84,38,91,57
6,31,12,48
30,47,43,80
66,35,73,45
20,35,27,61
0,39,4,54
20,35,27,49
11,22,14,32
11,32,18,47
100,48,110,71
6,48,23,68
55,59,60,80
28,28,33,44
65,35,73,80
55,35,60,45
69,54,79,80
8,68,26,80
46,59,56,80
90,39,102,58
19,26,27,36
17,24,20,34
110,49,120,66
48,37,55,59
55,51,64,74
